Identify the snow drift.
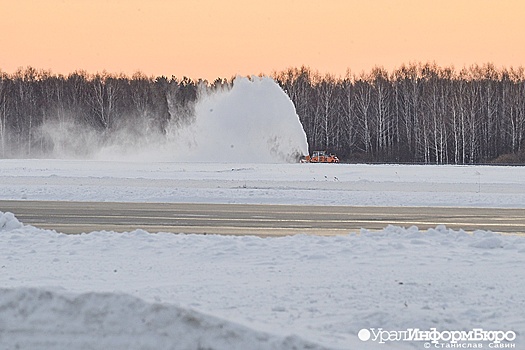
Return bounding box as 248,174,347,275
0,211,22,231
0,287,322,350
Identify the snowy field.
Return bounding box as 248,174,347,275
1,159,525,349
2,159,525,207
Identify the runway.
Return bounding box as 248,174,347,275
1,200,524,236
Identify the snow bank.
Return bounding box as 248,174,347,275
0,288,322,350
0,211,23,231
1,212,524,349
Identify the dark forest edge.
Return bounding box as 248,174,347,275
0,62,524,164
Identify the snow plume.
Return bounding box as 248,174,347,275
38,120,103,158
164,76,309,163
38,77,308,163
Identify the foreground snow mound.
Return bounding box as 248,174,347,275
0,288,325,350
360,224,515,249
0,211,23,231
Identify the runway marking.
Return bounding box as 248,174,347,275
2,200,524,236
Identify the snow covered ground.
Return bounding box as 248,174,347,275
1,159,524,349
1,159,525,207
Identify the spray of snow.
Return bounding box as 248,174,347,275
169,77,308,163
91,76,309,163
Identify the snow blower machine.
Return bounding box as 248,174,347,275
301,151,340,163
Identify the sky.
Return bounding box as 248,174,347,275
1,0,524,81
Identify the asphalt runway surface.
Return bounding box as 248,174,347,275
1,200,524,236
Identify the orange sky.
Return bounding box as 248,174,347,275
1,0,524,81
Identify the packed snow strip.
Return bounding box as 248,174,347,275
0,288,324,350
1,212,524,349
94,76,309,163
1,160,525,207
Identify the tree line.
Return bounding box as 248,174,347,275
1,63,524,163
275,63,525,164
0,67,228,158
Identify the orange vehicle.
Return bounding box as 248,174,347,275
301,151,340,163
